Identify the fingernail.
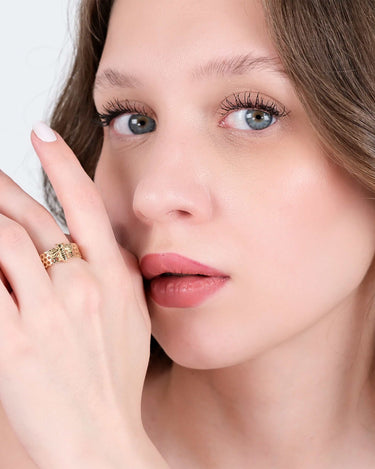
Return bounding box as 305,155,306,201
32,121,57,143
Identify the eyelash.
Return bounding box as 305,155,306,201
219,91,288,121
96,99,150,127
96,92,289,129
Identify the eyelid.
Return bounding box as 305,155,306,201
96,98,156,128
217,90,289,119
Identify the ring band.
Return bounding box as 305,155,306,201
40,243,82,269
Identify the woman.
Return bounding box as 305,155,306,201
0,0,374,467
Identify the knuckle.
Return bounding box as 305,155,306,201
67,267,93,289
65,268,103,315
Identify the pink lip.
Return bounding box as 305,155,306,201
140,253,229,308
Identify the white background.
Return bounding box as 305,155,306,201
0,1,78,205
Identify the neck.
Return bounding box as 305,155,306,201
154,292,375,468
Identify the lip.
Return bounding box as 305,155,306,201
140,253,230,308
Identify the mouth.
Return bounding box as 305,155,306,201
140,253,229,308
156,272,209,278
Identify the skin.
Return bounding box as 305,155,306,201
0,0,374,468
0,138,166,467
93,0,375,467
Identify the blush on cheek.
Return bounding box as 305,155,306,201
237,144,375,329
275,152,375,309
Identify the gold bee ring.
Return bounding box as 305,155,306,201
40,243,82,269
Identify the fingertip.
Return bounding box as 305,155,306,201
31,121,58,143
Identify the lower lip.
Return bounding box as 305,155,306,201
148,275,228,308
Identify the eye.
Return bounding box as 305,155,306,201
224,108,276,131
113,113,156,135
218,91,288,132
96,99,157,136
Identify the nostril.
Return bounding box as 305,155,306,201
169,209,193,219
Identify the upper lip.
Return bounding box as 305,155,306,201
140,253,229,280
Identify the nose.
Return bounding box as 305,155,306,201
132,142,213,226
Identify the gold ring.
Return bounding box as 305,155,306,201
40,243,82,269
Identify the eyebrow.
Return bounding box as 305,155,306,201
94,53,285,91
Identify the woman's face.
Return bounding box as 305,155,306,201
94,0,375,368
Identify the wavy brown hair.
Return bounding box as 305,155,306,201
45,0,375,365
45,0,114,226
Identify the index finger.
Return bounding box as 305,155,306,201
31,122,121,267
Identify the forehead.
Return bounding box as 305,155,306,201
100,0,276,73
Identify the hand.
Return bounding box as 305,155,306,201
0,125,164,468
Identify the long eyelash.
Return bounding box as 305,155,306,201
96,98,150,127
96,92,289,128
219,91,289,119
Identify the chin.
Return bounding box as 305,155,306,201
150,316,260,370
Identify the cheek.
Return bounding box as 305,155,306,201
231,147,375,336
178,150,375,369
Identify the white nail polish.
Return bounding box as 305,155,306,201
32,121,57,143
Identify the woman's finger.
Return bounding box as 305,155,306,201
0,214,52,312
0,277,20,354
31,123,122,269
0,170,69,253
